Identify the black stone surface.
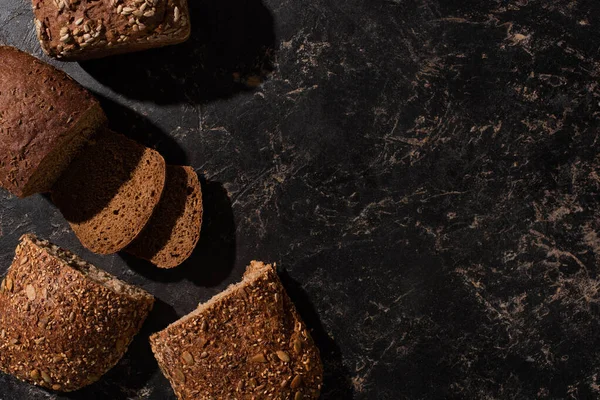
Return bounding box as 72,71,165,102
2,0,600,399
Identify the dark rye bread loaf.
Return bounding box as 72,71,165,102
0,234,154,392
150,261,323,400
0,46,106,198
33,0,190,61
126,165,203,268
51,131,166,254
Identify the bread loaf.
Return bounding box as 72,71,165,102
126,165,203,268
51,130,166,254
32,0,191,61
0,46,106,198
150,261,323,400
0,234,154,392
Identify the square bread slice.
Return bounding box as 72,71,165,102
126,165,203,268
32,0,191,61
0,46,106,198
150,261,323,400
0,234,154,392
51,130,166,254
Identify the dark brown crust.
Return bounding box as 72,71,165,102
0,234,154,392
51,131,166,254
0,46,106,197
32,0,191,61
126,165,203,269
149,261,323,400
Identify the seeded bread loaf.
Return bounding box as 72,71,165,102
0,234,154,392
126,165,203,268
51,131,166,254
0,46,106,198
150,261,323,400
32,0,190,61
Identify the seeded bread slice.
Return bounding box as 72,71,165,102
0,46,106,198
51,131,166,254
126,165,203,268
0,234,154,392
150,261,323,400
33,0,190,61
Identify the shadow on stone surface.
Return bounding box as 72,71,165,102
121,177,237,288
80,0,276,104
279,269,355,400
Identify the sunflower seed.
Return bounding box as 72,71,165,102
182,351,194,365
75,18,84,25
41,371,52,384
291,375,302,389
174,368,185,382
293,339,302,354
276,351,290,362
26,284,36,300
249,353,267,363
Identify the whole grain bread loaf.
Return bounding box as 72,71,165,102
126,165,203,268
0,234,154,392
51,130,166,254
0,46,106,198
33,0,190,61
150,261,323,400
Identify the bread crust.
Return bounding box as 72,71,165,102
0,234,154,392
0,46,106,197
32,0,191,61
150,261,323,399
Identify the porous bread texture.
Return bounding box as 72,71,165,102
0,46,106,198
51,130,166,254
150,261,323,400
0,233,154,392
126,165,203,268
33,0,191,61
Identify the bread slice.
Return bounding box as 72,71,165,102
0,46,106,198
150,261,323,400
126,165,203,268
0,234,154,392
51,131,166,254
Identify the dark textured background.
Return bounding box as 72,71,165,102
2,0,600,399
